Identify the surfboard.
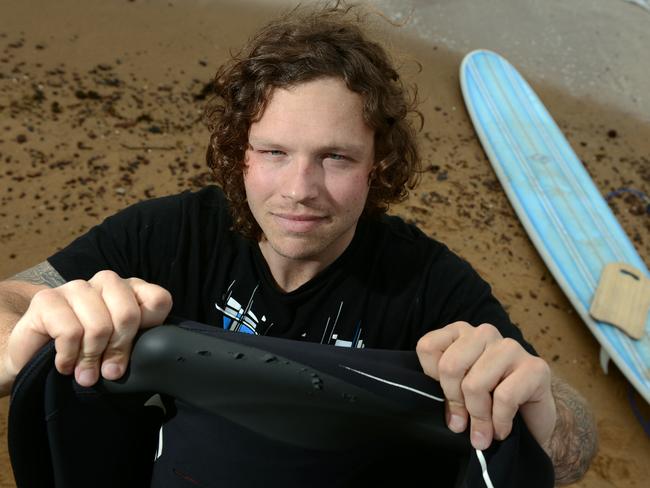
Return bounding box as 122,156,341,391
459,49,650,404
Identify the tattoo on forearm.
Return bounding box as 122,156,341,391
545,377,598,485
11,261,66,288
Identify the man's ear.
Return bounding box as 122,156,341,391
242,146,252,174
368,161,383,187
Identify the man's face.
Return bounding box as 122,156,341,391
244,77,375,270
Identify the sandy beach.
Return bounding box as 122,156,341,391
1,0,649,486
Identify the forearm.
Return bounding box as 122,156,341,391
543,375,598,485
0,284,34,396
0,262,65,396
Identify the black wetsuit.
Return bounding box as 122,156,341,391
10,321,554,487
9,186,554,487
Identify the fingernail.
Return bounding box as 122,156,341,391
471,430,489,451
102,362,122,380
448,414,466,433
59,363,74,376
77,369,97,386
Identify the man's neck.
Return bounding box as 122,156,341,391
258,246,327,293
257,223,359,293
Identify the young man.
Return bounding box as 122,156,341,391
0,3,596,485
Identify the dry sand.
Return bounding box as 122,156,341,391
0,0,649,486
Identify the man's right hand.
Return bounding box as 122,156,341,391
5,270,172,387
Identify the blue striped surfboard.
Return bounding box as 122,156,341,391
460,49,650,403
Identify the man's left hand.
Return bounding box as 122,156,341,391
416,321,557,451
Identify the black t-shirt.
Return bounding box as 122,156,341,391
49,185,533,353
46,186,542,486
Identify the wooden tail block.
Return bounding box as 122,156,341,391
589,263,650,340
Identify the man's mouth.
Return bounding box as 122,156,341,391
273,213,328,232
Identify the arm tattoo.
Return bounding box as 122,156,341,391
544,376,598,485
11,261,66,288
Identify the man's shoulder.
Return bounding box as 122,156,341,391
144,185,226,207
189,185,229,208
366,213,470,273
372,213,443,249
121,185,228,217
91,185,232,242
356,213,449,271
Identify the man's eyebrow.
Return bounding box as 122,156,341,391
320,143,366,155
248,139,367,156
247,138,287,149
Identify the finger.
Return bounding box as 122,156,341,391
416,323,469,432
462,337,527,449
92,274,143,380
443,399,468,435
127,278,173,327
65,281,115,387
7,288,84,376
462,367,495,450
438,324,501,434
51,316,84,376
492,354,553,443
415,321,467,379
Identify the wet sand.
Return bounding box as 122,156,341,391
1,1,649,486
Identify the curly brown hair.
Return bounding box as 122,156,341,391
204,1,422,240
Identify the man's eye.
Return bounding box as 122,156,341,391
260,150,285,157
325,153,346,161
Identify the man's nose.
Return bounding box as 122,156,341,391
282,156,321,202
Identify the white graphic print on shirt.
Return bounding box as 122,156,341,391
215,280,364,348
